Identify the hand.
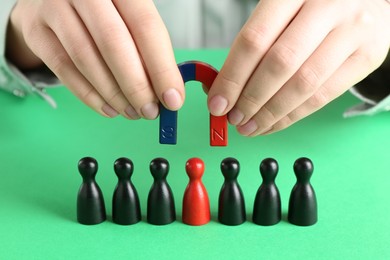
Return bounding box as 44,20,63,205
6,0,184,119
207,0,390,136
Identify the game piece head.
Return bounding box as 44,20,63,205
185,158,205,179
293,157,314,183
78,157,98,180
260,158,278,183
220,157,240,180
114,157,134,180
150,158,169,180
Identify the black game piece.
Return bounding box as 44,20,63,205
112,158,141,225
218,157,246,226
77,157,106,225
147,158,176,225
252,158,281,226
288,157,318,226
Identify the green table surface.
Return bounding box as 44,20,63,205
1,50,389,260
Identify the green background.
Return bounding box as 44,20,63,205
1,50,389,259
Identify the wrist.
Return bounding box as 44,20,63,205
5,3,43,70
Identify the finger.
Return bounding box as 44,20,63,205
44,3,139,119
202,84,209,94
231,0,345,127
261,50,377,135
27,24,115,117
208,0,305,116
113,0,185,111
237,25,360,136
71,0,158,119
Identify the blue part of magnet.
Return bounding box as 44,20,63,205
178,62,196,83
159,61,195,145
159,104,178,145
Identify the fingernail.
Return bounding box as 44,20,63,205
102,104,119,118
209,95,228,116
163,88,182,110
141,102,159,119
125,105,140,120
238,119,258,136
228,108,244,125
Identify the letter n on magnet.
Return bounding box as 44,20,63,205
210,115,228,146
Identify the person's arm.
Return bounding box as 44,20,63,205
1,0,60,107
0,0,35,97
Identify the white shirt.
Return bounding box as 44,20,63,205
155,0,257,48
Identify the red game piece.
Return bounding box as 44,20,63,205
182,158,211,226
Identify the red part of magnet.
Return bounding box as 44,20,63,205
195,62,228,146
195,61,218,90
